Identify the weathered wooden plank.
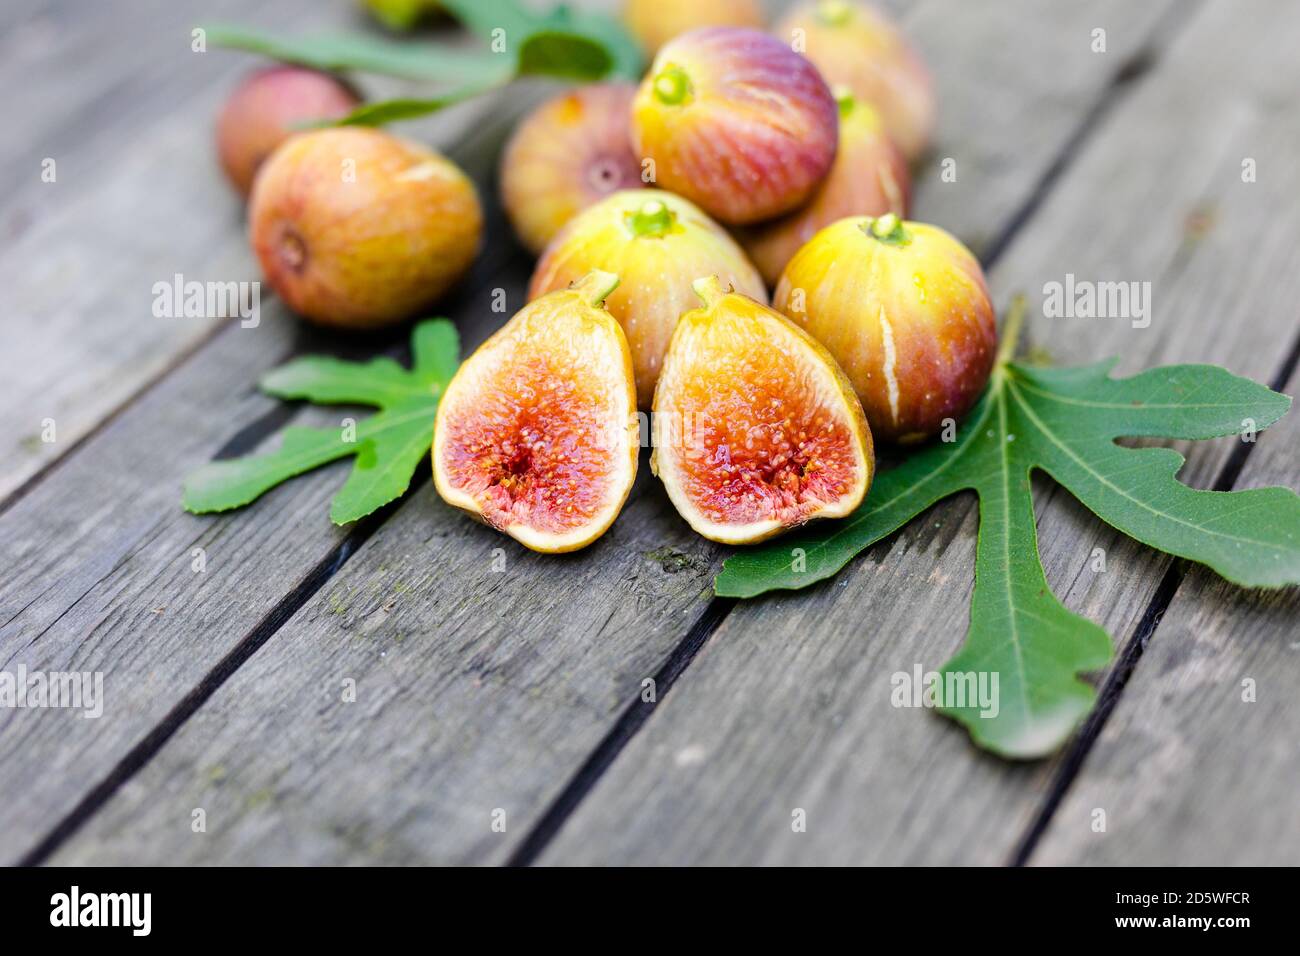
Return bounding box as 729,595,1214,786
0,86,540,864
45,0,1191,865
1028,361,1300,866
536,0,1300,865
0,0,495,503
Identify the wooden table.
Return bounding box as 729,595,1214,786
2,0,1297,866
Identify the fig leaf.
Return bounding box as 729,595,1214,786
182,320,458,526
714,300,1300,758
203,0,642,128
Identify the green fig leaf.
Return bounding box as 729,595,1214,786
201,24,507,84
182,319,458,525
714,302,1300,758
204,0,643,128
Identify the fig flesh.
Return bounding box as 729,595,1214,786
500,83,644,255
652,276,873,544
631,27,838,225
433,271,639,553
774,214,996,443
529,190,766,408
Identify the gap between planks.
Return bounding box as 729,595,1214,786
1010,315,1300,866
17,0,1213,866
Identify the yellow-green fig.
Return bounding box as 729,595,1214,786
529,189,766,407
623,0,765,55
775,214,996,442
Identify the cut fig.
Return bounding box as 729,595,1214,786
652,276,874,544
433,270,638,553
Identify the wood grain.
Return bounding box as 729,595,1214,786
1028,361,1300,866
0,83,541,864
536,0,1300,865
42,0,1199,865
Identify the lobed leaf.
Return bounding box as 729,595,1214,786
714,350,1300,757
183,320,459,525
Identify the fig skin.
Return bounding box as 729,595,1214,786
500,83,644,256
774,0,935,161
631,27,839,225
652,276,873,545
774,214,996,443
529,189,767,408
249,127,482,330
623,0,765,56
215,66,361,198
360,0,443,31
433,270,639,554
738,88,911,287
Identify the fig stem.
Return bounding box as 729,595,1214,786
832,85,856,117
692,275,729,309
996,294,1029,367
817,0,853,26
571,269,621,307
626,199,676,238
862,213,910,246
652,66,692,106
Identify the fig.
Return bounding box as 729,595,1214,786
360,0,442,31
631,26,838,225
249,127,482,330
433,270,639,553
500,83,644,256
775,0,935,160
774,213,996,443
215,66,361,198
737,87,911,286
623,0,765,55
529,189,766,408
652,276,873,544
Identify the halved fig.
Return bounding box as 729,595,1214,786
652,276,873,544
433,270,638,553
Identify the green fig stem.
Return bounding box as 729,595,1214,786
626,199,677,238
652,66,692,106
861,213,910,246
817,0,853,27
571,269,621,307
832,85,855,117
996,294,1029,367
692,275,729,309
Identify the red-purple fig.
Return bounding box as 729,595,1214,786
216,66,361,198
500,83,644,255
738,87,911,286
631,27,838,225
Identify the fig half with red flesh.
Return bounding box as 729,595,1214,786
652,277,873,544
433,271,639,553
